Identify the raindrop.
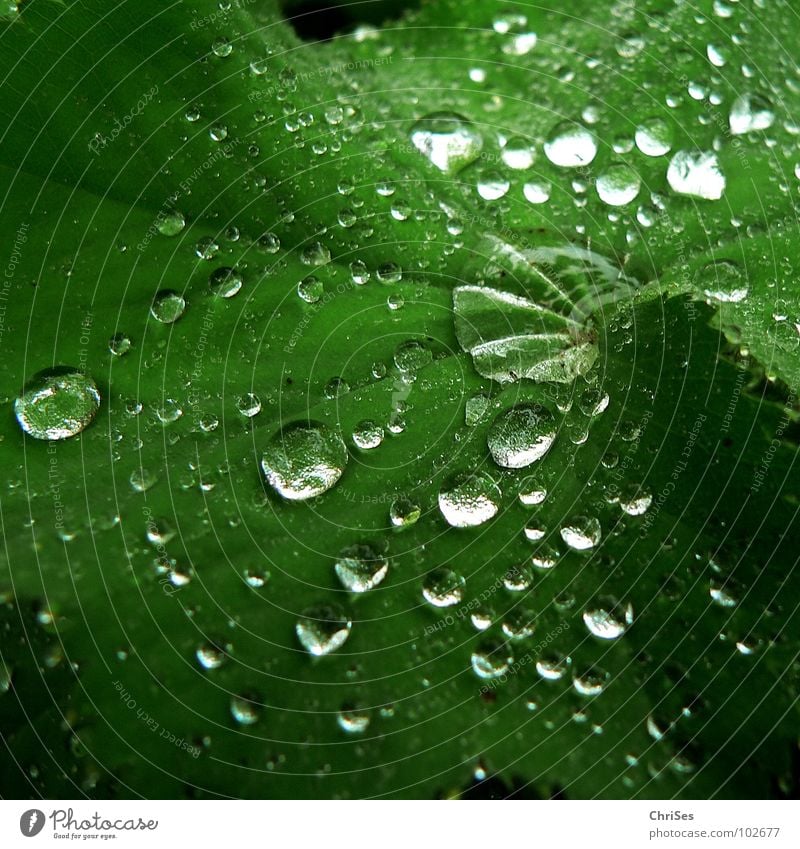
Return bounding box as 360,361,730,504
697,260,749,303
337,705,371,734
209,267,243,298
157,210,185,237
634,118,673,156
596,164,641,206
352,420,384,450
389,495,421,528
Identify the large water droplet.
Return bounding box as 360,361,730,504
410,112,483,174
15,369,100,440
729,93,775,135
544,121,598,167
261,422,348,501
296,604,352,656
667,150,726,200
488,403,557,469
335,544,389,593
438,472,501,528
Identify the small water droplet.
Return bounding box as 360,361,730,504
667,150,725,200
150,290,186,324
560,515,601,550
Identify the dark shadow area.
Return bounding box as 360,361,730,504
280,0,422,42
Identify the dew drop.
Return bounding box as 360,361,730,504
634,118,673,157
209,267,243,298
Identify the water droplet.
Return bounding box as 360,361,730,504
710,581,737,607
196,641,226,670
15,369,100,440
109,333,132,356
573,667,609,696
438,472,501,528
231,694,261,725
410,112,483,174
583,600,633,639
472,639,513,679
619,486,653,516
596,164,641,206
502,31,537,56
488,403,557,469
352,420,384,450
296,604,352,656
503,563,534,591
465,393,491,426
477,171,510,200
294,274,323,304
389,495,421,528
523,180,551,204
536,653,570,680
261,422,348,501
337,704,370,734
422,567,465,607
376,262,402,283
211,37,233,58
544,121,598,167
209,266,243,298
531,544,559,571
394,339,432,373
300,242,331,267
634,118,673,156
156,210,185,237
667,150,726,200
729,93,775,135
150,290,186,324
501,609,536,641
502,136,536,169
560,515,601,550
697,260,749,303
244,567,270,588
130,468,157,493
335,544,389,593
237,393,262,418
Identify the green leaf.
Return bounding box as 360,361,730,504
1,0,799,801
